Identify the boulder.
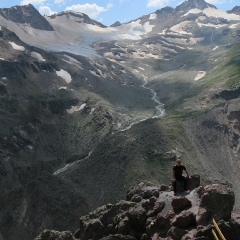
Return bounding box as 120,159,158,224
188,175,201,190
126,182,161,200
127,205,147,227
131,195,142,202
81,219,106,240
147,201,165,217
171,197,192,212
172,210,196,228
196,183,235,225
116,217,131,235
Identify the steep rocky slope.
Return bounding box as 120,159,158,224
35,180,240,240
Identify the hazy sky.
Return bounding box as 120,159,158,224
0,0,239,26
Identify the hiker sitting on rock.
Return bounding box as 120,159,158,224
172,159,191,194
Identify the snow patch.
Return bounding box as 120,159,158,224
56,69,72,83
196,20,227,28
9,41,25,51
170,21,192,35
63,55,82,69
144,22,155,34
162,36,203,46
67,103,86,114
149,13,157,20
31,52,46,61
194,71,206,81
183,9,202,16
89,108,95,115
90,70,100,77
230,23,239,29
159,28,167,35
184,7,240,21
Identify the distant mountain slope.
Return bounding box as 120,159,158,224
228,6,240,15
0,4,54,31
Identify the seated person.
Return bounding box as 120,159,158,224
172,159,191,194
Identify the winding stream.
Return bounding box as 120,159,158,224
119,75,165,132
53,74,165,174
53,149,94,175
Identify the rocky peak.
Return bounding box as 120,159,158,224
227,6,240,15
0,4,54,31
176,0,216,12
49,11,106,28
110,21,121,27
35,178,240,240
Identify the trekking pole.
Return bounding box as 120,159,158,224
212,218,227,240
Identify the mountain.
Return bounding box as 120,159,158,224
228,6,240,15
49,11,106,28
0,0,240,239
0,4,54,31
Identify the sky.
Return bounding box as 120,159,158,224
0,0,239,26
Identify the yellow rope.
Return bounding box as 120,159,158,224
212,229,220,240
213,218,227,240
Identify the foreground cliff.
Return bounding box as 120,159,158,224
35,179,240,240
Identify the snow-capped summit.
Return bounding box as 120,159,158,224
176,0,216,12
49,10,106,28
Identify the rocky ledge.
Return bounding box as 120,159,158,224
35,177,240,240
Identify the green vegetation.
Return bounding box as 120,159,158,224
0,97,19,113
204,44,240,90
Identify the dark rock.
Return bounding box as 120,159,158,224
167,226,187,240
142,196,157,210
181,229,197,240
126,181,160,201
188,175,201,190
217,219,240,239
100,234,137,240
171,197,192,212
116,217,131,235
35,230,76,240
147,201,165,217
196,184,235,225
172,210,196,228
131,195,142,202
195,225,213,239
195,186,204,197
127,205,147,227
152,233,169,240
82,218,106,240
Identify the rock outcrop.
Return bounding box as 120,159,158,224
35,179,240,240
